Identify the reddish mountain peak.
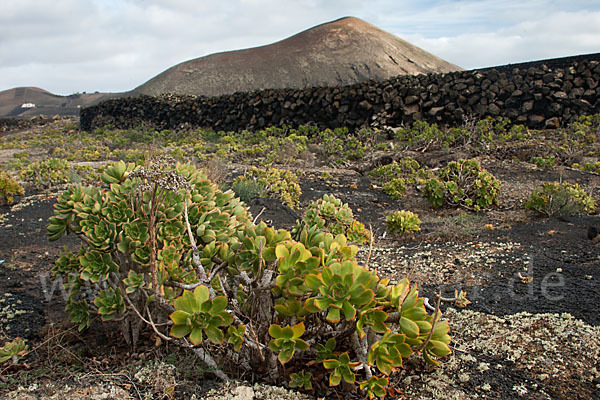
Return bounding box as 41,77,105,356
133,17,462,97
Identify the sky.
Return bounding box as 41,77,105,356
1,0,599,95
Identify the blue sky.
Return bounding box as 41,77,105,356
1,0,599,95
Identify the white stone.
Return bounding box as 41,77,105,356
231,385,255,400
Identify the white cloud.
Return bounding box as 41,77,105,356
0,0,598,94
403,10,600,69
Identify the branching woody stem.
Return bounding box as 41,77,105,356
416,290,442,353
147,184,161,300
183,196,208,282
351,331,372,379
145,304,173,344
365,223,374,269
192,347,229,381
164,280,207,290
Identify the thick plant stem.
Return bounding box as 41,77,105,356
267,352,279,382
351,331,372,379
193,347,229,381
365,223,374,268
184,197,208,282
148,214,160,297
417,290,442,353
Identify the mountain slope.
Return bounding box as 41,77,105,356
133,16,462,97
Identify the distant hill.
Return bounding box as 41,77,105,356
133,16,462,97
0,87,123,118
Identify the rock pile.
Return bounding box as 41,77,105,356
0,116,62,132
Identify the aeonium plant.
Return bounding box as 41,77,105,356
48,157,451,397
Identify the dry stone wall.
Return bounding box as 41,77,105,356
80,54,600,132
0,116,64,132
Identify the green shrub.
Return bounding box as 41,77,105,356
0,337,28,364
524,181,596,217
568,114,600,144
72,165,98,183
52,144,111,162
369,157,425,185
13,151,29,161
320,128,366,162
169,147,188,162
572,161,600,174
320,171,333,180
231,179,263,203
393,117,527,153
19,158,71,188
232,167,301,209
530,156,557,169
423,159,500,211
0,170,24,204
386,210,421,236
394,120,445,149
292,194,370,245
112,149,149,164
370,158,432,200
192,127,310,166
382,178,407,199
48,158,253,339
5,151,29,171
47,158,451,395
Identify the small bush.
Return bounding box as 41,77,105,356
0,170,24,204
0,337,28,364
293,194,370,245
112,149,149,164
423,159,500,211
569,114,600,143
19,158,71,188
530,156,557,169
369,157,432,199
382,178,407,199
394,120,446,149
369,157,425,184
47,159,451,396
232,179,263,203
393,117,528,153
320,128,366,162
320,171,333,180
232,167,301,209
524,182,596,217
572,161,600,174
13,151,29,161
201,158,228,186
386,210,421,236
